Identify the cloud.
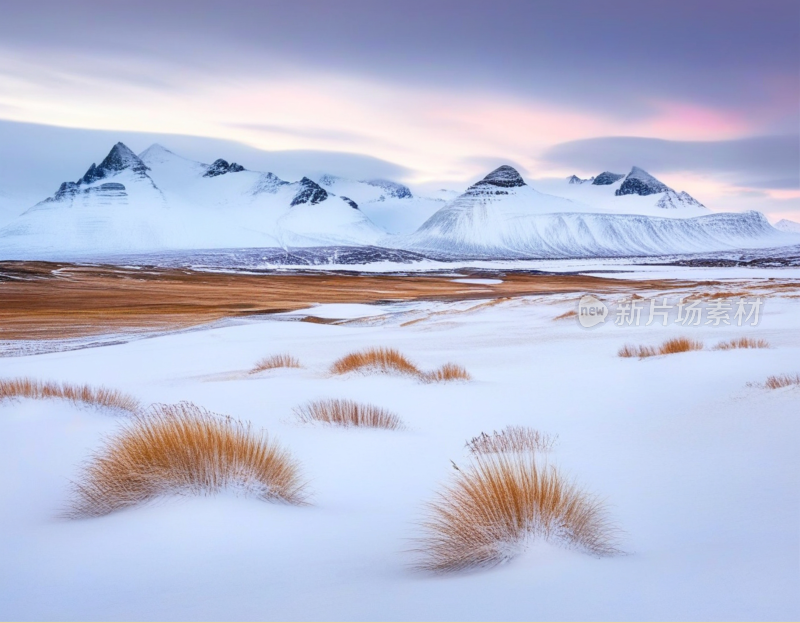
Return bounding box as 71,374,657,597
539,135,800,190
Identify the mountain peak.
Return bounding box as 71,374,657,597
592,171,625,186
80,142,149,185
615,166,670,197
138,144,175,159
204,158,245,178
481,165,526,188
291,177,328,206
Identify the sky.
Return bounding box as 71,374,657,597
0,0,798,220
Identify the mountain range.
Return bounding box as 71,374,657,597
0,142,795,260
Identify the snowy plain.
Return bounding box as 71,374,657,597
0,268,798,621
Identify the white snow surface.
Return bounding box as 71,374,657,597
314,173,446,234
0,286,798,621
403,190,793,257
774,218,800,234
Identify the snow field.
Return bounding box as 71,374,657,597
0,292,798,620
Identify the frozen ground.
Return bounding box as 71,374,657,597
0,278,798,621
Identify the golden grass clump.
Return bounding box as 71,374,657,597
293,398,404,430
416,454,617,572
69,402,306,517
330,347,422,377
331,347,472,383
251,353,302,373
553,310,577,321
658,337,704,355
0,377,139,414
466,426,558,455
423,363,472,383
763,373,800,390
618,336,704,359
712,337,770,350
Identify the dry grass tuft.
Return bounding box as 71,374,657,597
294,398,404,430
658,337,704,354
331,347,472,383
466,426,557,455
69,402,306,517
762,373,800,390
712,337,770,350
415,454,617,572
0,377,139,414
553,310,577,321
251,353,302,373
331,347,422,377
617,344,658,358
423,363,472,383
618,337,704,359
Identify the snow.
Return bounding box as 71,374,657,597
774,218,800,234
451,278,503,284
404,205,792,258
315,174,445,235
0,284,798,620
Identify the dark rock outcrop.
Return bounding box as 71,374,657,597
80,142,149,185
592,171,625,186
204,159,245,178
290,177,328,206
615,167,669,196
339,196,359,209
466,165,526,196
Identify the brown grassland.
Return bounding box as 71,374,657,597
293,398,404,430
69,402,306,517
416,454,617,572
0,260,724,341
0,377,140,414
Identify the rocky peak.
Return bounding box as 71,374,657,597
204,158,245,178
290,177,328,206
81,142,149,185
615,167,670,197
466,165,526,196
592,171,625,186
481,165,526,188
567,174,593,185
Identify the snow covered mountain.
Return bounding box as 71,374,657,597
401,165,793,258
0,143,387,257
0,146,795,261
314,174,446,234
534,166,709,218
774,219,800,234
